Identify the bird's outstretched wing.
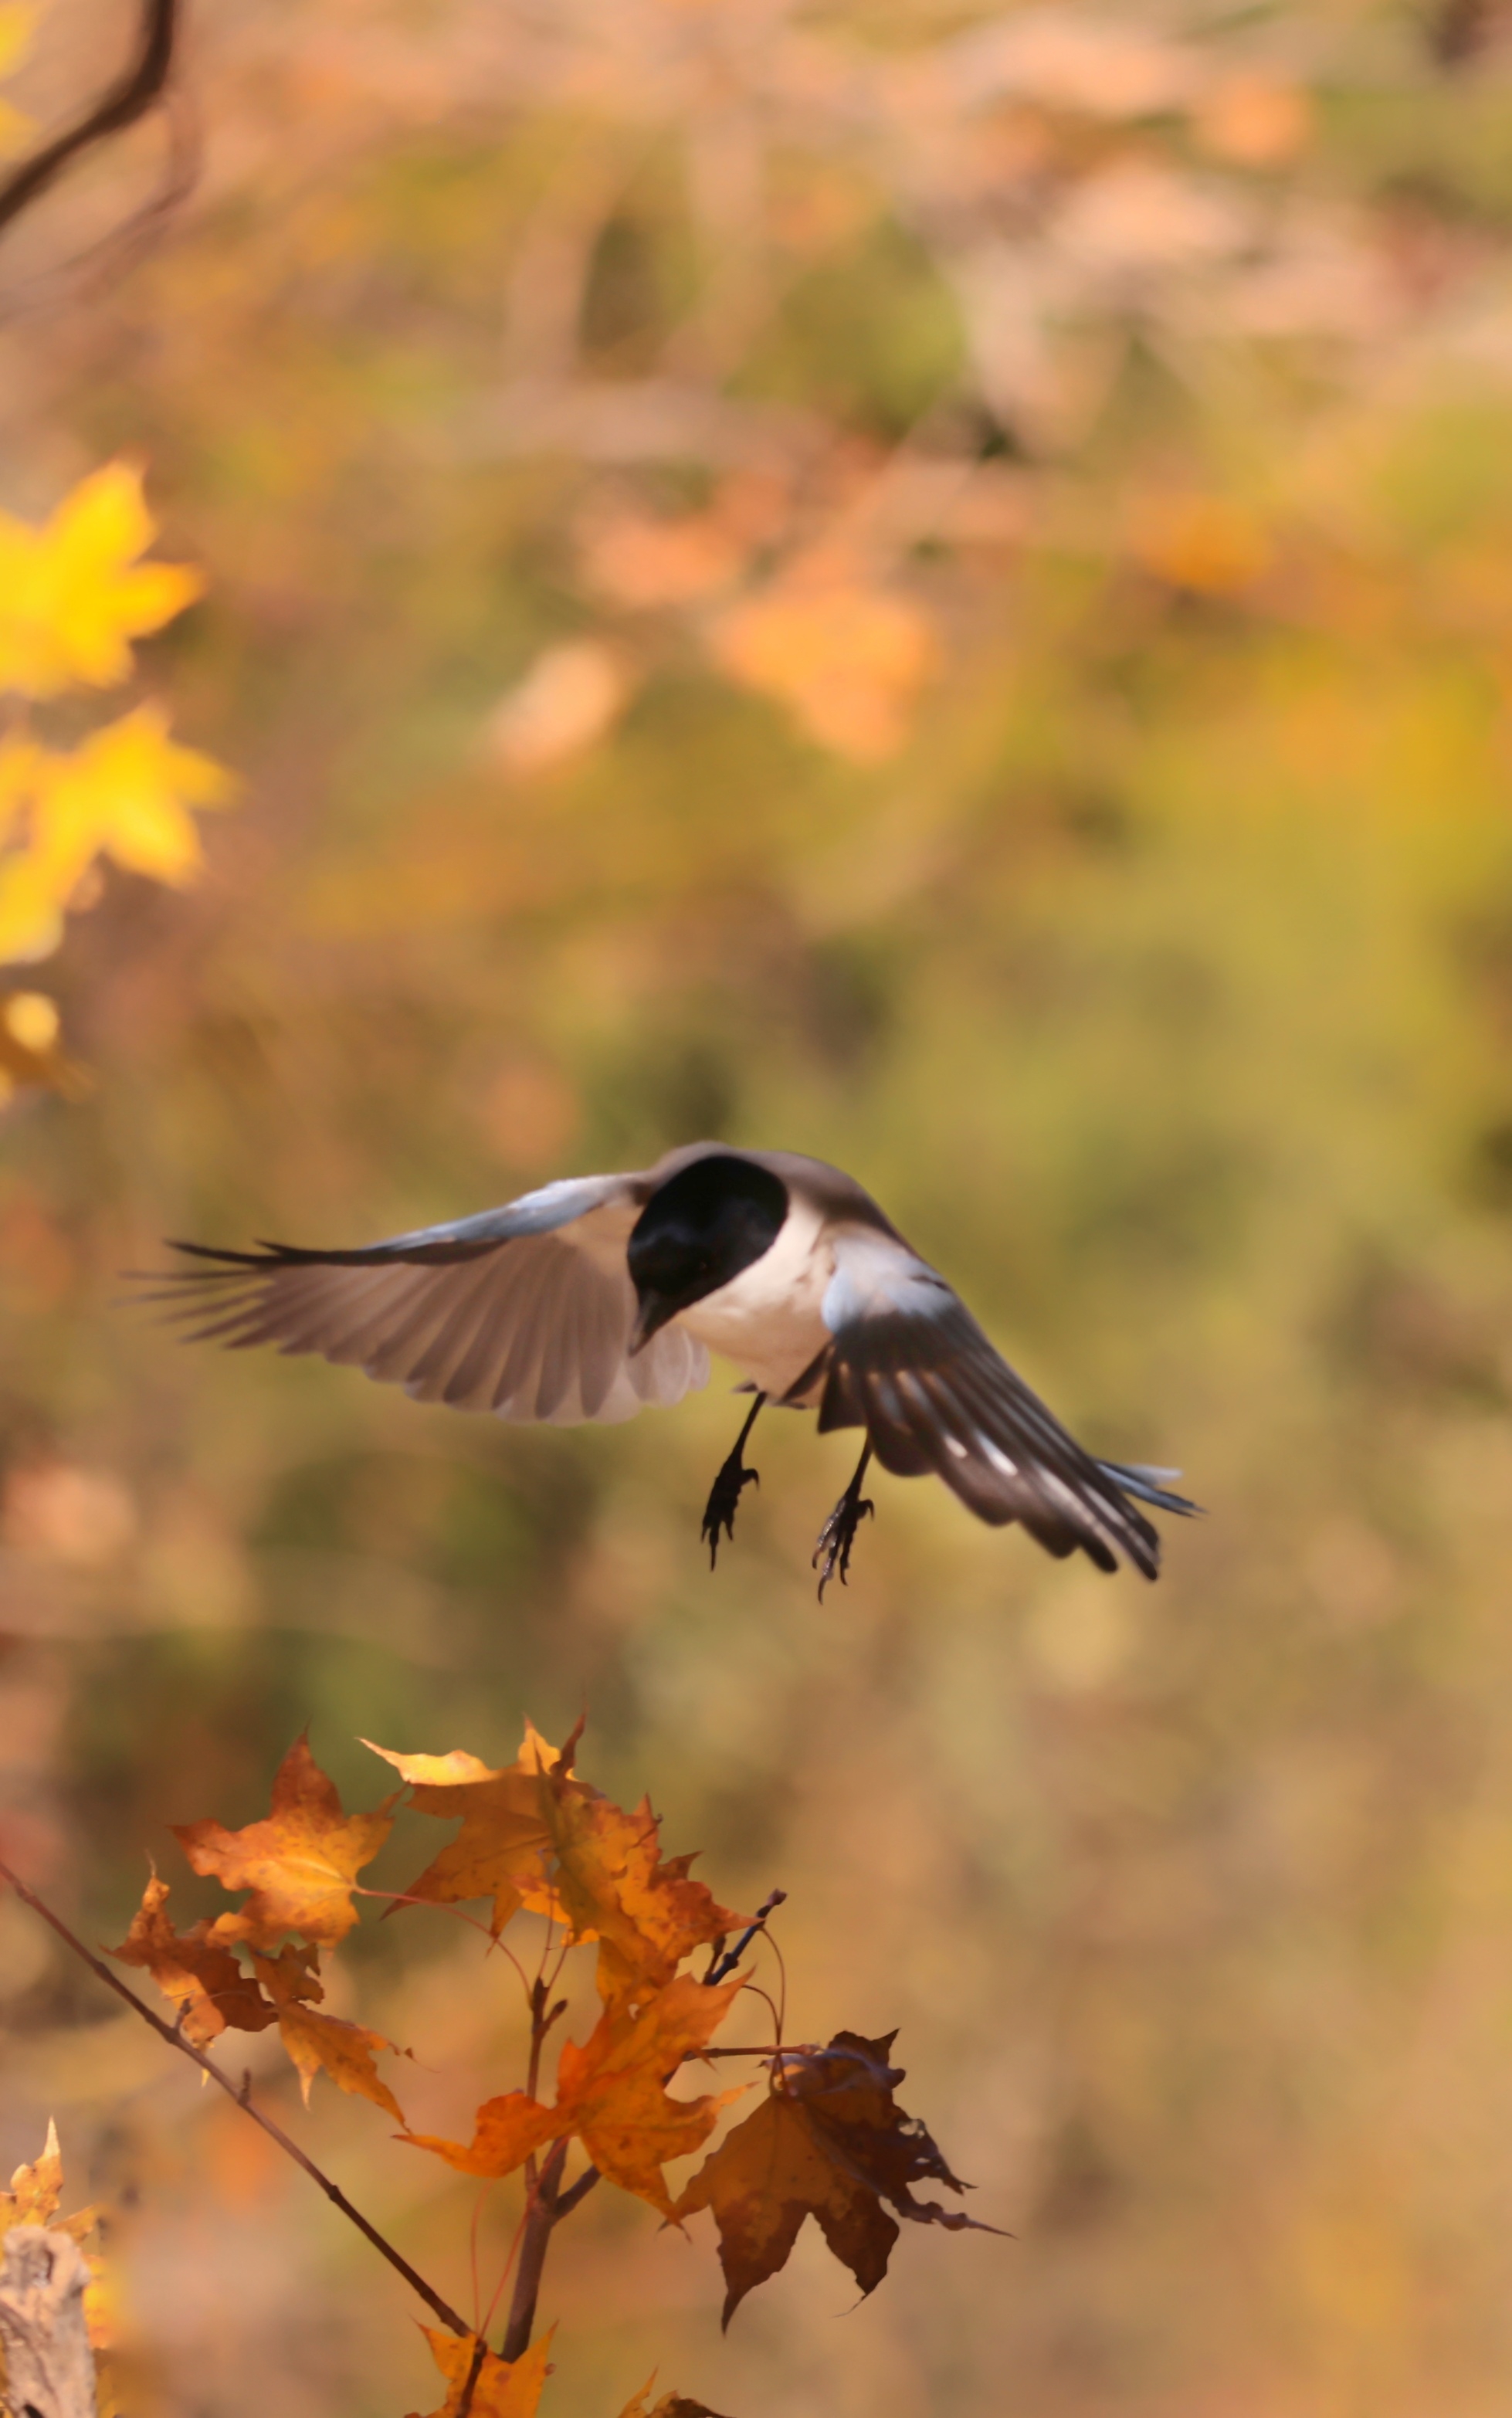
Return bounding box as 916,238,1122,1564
812,1230,1195,1577
135,1175,709,1425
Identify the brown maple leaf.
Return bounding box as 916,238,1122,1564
541,1777,749,2012
173,1735,396,1948
404,1972,748,2219
109,1874,276,2046
676,2030,995,2325
616,2379,732,2418
364,1720,573,1935
249,1946,406,2121
408,2325,554,2418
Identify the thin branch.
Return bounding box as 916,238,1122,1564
0,1859,471,2341
500,2139,568,2364
0,0,180,242
550,2163,600,2223
682,2044,784,2060
705,1887,786,1986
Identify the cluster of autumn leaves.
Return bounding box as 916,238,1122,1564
95,1718,984,2416
0,462,232,979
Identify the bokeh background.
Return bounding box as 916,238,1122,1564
9,2,1512,2413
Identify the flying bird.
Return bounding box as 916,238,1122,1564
141,1144,1195,1593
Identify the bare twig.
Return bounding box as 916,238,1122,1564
0,1858,471,2341
705,1887,786,1986
0,0,179,242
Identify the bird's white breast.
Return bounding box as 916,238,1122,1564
675,1193,833,1399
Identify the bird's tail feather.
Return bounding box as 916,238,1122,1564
1098,1460,1202,1518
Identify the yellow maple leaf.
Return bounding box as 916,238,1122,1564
409,2325,554,2418
0,5,34,156
0,460,206,699
0,709,235,965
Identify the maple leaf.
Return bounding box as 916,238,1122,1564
540,1778,749,2012
615,2380,731,2418
0,461,205,699
364,1721,571,1935
676,2030,994,2325
408,2325,554,2418
0,6,34,155
0,711,234,965
109,1873,276,2047
402,2090,560,2182
174,1735,397,1948
405,1973,748,2220
710,557,937,761
249,1947,406,2121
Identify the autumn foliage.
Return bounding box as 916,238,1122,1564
0,1720,988,2414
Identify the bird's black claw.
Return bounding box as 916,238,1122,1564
701,1454,760,1569
812,1490,874,1600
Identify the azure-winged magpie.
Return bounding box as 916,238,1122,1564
141,1145,1196,1593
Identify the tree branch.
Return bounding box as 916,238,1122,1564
500,2138,568,2364
0,1858,472,2342
0,0,179,242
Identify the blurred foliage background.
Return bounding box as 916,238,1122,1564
8,1,1512,2412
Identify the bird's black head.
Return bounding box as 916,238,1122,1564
626,1155,789,1351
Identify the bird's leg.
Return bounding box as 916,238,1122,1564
812,1441,875,1600
701,1392,767,1569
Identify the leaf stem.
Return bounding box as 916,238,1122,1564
0,1858,472,2340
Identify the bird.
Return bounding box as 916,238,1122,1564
138,1143,1196,1595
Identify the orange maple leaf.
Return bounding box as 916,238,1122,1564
249,1946,407,2121
676,2030,994,2325
401,2089,560,2182
173,1735,396,1948
109,1874,276,2047
541,1779,750,2012
405,1973,748,2220
710,554,937,761
408,2325,554,2418
364,1720,574,1935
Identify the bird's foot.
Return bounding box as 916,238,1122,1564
701,1448,760,1569
812,1480,874,1601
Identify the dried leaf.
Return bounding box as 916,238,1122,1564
710,562,937,761
540,1777,749,2010
615,2379,731,2418
0,2119,98,2245
405,1973,748,2219
109,1874,276,2047
482,641,631,773
249,1947,406,2120
409,2325,554,2418
3,2118,63,2227
676,2030,993,2325
0,462,205,699
402,2090,560,2181
364,1720,571,1935
175,1734,396,1948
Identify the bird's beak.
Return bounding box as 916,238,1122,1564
627,1292,675,1357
